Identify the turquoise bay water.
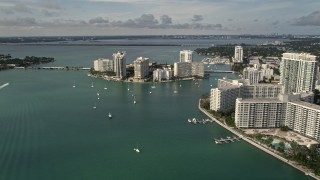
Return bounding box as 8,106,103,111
0,40,311,180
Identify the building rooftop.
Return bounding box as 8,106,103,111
289,101,320,111
237,98,282,103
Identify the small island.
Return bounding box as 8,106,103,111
0,54,55,71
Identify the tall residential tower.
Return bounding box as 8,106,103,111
280,53,317,94
113,51,126,79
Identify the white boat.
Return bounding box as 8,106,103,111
133,147,140,153
179,84,182,87
108,112,112,118
104,85,107,90
91,82,94,88
97,92,100,96
151,85,156,89
149,91,152,94
93,104,97,109
72,81,76,88
134,100,137,104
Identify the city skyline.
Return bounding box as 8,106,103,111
0,0,320,36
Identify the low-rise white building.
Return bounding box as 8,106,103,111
174,62,204,78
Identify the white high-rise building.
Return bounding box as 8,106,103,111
180,50,193,63
174,62,192,78
210,78,281,111
153,68,173,82
235,98,287,128
134,57,149,80
113,51,126,79
93,58,114,72
191,62,204,77
243,67,261,84
234,46,243,63
285,101,320,141
280,53,317,94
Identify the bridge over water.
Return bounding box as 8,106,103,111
204,70,235,73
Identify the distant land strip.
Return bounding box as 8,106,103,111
2,43,182,46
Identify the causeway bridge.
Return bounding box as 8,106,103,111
204,70,235,73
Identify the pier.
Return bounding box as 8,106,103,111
187,118,215,124
214,136,241,144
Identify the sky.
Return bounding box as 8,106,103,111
0,0,320,36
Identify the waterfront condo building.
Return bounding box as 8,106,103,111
134,57,149,80
285,101,320,141
174,62,192,78
93,58,114,72
113,51,126,79
180,50,193,63
234,46,243,63
235,98,287,128
210,78,281,111
191,62,205,77
153,68,173,82
280,53,317,94
174,62,204,78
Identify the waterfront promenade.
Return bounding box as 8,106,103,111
198,99,319,180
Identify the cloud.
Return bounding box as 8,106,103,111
192,15,203,22
0,8,14,15
0,14,223,31
160,15,172,25
41,9,59,17
89,17,109,24
293,11,320,26
271,21,279,26
13,3,32,14
0,17,38,26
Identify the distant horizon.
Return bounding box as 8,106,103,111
0,0,319,36
1,34,320,38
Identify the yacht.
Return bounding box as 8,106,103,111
134,100,137,104
108,112,112,118
97,92,100,96
93,104,97,109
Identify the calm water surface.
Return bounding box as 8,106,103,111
0,39,311,180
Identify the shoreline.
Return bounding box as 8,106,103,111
198,99,319,180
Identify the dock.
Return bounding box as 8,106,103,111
214,136,241,144
187,118,215,125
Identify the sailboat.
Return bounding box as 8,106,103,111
133,96,137,104
72,80,76,88
108,112,112,118
93,103,97,109
91,82,94,88
104,84,107,90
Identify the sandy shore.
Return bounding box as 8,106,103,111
198,100,319,180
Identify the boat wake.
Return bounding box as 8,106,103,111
0,82,9,90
